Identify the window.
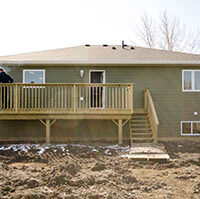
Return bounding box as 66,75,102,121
181,121,200,136
23,70,45,84
182,70,200,91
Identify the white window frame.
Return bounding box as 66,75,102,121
181,121,200,136
23,69,45,84
182,70,200,92
89,70,106,84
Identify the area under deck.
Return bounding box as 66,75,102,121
0,83,134,144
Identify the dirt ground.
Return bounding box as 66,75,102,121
0,141,199,199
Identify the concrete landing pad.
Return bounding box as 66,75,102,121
123,143,170,161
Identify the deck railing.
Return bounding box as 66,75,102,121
0,83,134,114
144,88,159,143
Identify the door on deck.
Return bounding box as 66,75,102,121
89,71,105,108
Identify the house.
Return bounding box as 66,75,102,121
0,44,200,144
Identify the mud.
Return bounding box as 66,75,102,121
0,141,199,199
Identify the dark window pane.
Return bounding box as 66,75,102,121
193,122,200,134
182,122,191,134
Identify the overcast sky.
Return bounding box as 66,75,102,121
0,0,199,56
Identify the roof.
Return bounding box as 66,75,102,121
0,45,200,66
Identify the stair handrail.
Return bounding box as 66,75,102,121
144,88,159,143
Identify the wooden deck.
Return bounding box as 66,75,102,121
0,83,134,143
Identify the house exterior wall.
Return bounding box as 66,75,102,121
0,64,200,142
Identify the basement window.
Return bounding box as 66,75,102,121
181,121,200,136
23,69,45,84
182,70,200,92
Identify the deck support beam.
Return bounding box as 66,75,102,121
46,119,50,144
112,119,129,145
118,119,123,145
39,119,56,144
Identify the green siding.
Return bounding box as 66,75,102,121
1,65,200,142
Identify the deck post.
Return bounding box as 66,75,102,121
118,119,123,145
130,84,134,114
154,125,158,143
46,119,51,144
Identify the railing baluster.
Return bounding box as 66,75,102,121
85,87,87,109
112,87,114,109
122,87,124,109
31,86,33,110
51,87,53,109
44,86,47,110
61,86,63,109
10,85,12,110
116,87,118,109
6,86,8,110
64,86,66,109
34,87,36,111
89,86,91,109
58,86,60,109
14,84,18,112
0,86,2,109
47,86,49,110
92,87,94,108
28,87,30,110
73,84,76,112
119,86,121,109
41,86,44,109
25,87,27,109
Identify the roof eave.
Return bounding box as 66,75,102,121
1,60,200,66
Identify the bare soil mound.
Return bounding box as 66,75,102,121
0,142,199,199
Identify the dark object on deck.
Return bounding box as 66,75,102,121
0,71,13,83
0,70,14,109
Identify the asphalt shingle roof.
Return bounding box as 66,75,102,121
0,45,200,65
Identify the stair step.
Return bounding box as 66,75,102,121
132,109,147,115
131,119,150,121
131,137,153,140
130,128,151,131
132,113,148,116
131,133,152,136
130,121,147,124
130,124,151,126
131,115,149,120
131,119,149,122
132,114,148,116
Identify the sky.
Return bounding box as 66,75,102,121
0,0,199,56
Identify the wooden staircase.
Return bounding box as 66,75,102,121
129,89,159,146
129,111,153,145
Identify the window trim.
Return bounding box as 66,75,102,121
181,121,200,136
182,70,200,92
89,70,106,84
23,69,45,84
